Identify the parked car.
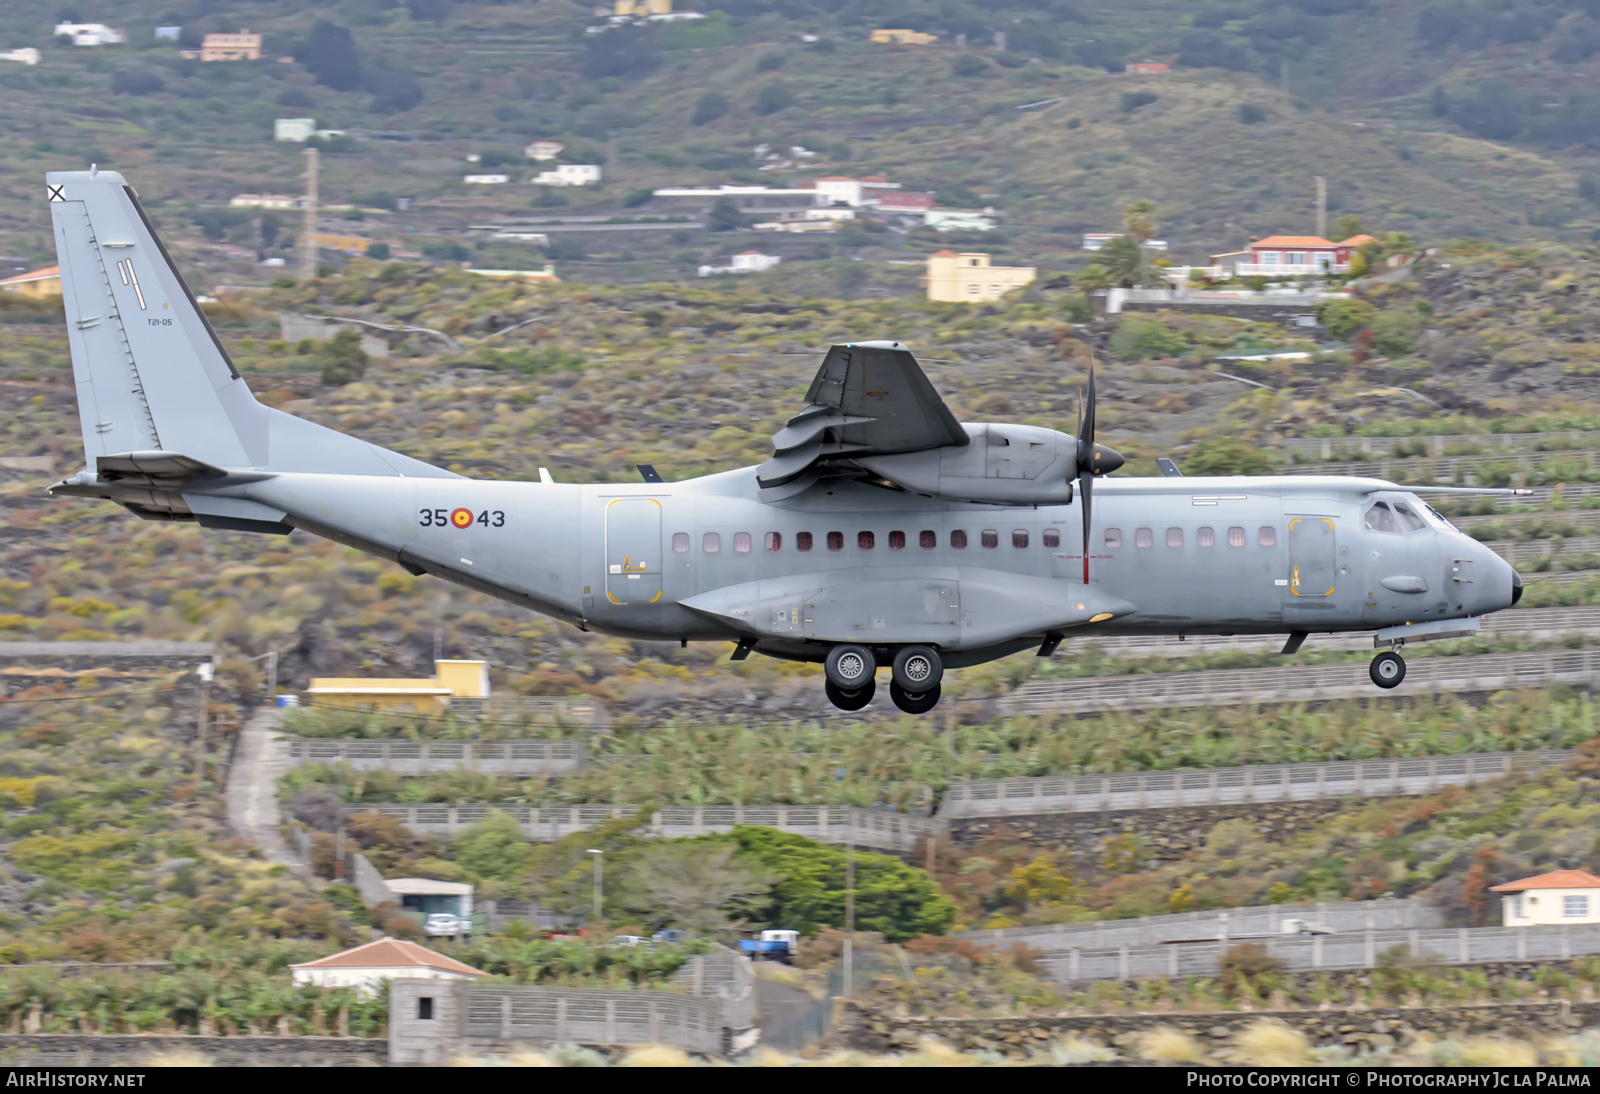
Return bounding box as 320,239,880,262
738,929,799,961
423,913,466,937
611,935,646,947
1279,918,1335,936
652,928,694,945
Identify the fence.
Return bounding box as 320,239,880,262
1486,535,1600,564
284,737,586,776
942,750,1574,819
956,899,1440,949
348,803,940,854
1284,433,1600,461
1040,924,1600,984
388,979,723,1062
1056,605,1597,660
1283,450,1600,486
1459,510,1600,536
1000,650,1600,716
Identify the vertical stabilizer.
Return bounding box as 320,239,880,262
46,170,456,480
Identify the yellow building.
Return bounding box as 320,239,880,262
310,233,373,255
616,0,672,14
925,251,1036,302
871,29,937,45
0,265,61,299
307,660,490,714
201,31,261,61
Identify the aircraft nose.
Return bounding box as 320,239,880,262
1480,542,1520,612
1510,569,1523,606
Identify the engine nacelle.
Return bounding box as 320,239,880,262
857,423,1077,505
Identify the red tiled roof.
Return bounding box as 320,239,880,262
289,937,486,975
1251,236,1337,249
0,265,60,285
1338,234,1378,246
1490,869,1600,892
929,250,957,257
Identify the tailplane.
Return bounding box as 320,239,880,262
46,168,453,482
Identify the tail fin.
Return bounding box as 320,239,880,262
47,169,453,479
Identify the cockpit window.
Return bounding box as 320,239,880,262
1420,501,1458,532
1391,501,1427,532
1364,501,1399,533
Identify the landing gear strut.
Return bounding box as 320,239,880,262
1370,650,1406,689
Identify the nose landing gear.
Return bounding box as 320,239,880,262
1370,650,1406,689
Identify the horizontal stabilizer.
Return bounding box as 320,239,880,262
95,451,228,482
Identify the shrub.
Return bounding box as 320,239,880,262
1317,298,1376,340
111,71,164,96
690,91,727,125
1121,90,1158,111
754,81,793,115
1109,316,1186,359
756,51,786,72
315,328,369,386
1218,942,1284,995
953,55,991,77
1370,309,1422,357
1184,437,1277,476
1237,103,1268,124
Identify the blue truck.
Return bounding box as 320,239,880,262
738,929,799,961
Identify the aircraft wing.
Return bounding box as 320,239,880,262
757,342,968,488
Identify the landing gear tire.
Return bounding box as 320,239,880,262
825,677,875,711
1370,651,1406,689
825,643,876,692
892,645,943,693
889,680,941,714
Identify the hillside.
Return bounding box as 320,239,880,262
0,0,1596,286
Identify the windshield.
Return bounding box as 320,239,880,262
1410,495,1460,533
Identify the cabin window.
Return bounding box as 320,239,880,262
827,531,844,551
981,529,999,549
1228,526,1245,547
1392,502,1427,532
951,530,968,549
702,532,720,553
1197,527,1214,548
1365,502,1399,533
1012,529,1029,548
733,532,752,553
1258,526,1277,547
1043,529,1060,548
858,531,875,550
1135,528,1153,548
764,532,782,552
920,530,937,549
796,532,813,552
1105,528,1122,548
672,533,690,554
888,530,906,550
1166,527,1183,548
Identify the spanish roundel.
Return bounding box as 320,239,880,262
450,508,473,529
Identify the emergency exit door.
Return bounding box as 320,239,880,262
604,497,662,605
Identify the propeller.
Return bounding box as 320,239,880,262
1076,357,1124,584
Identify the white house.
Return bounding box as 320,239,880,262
54,23,125,46
289,937,486,995
699,250,781,277
1492,869,1600,926
0,48,40,65
463,174,510,185
810,175,900,208
1083,233,1124,251
925,208,995,232
533,164,602,187
229,194,301,209
274,118,316,142
524,141,564,161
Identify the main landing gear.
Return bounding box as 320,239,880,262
1370,650,1407,689
823,644,944,713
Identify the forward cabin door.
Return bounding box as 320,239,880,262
604,497,662,605
1285,513,1358,625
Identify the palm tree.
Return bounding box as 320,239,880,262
1100,236,1168,288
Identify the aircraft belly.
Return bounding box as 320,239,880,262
682,567,1136,648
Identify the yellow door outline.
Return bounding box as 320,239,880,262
605,497,663,606
1288,517,1337,597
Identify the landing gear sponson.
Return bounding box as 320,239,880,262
824,644,944,713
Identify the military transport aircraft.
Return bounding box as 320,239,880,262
41,170,1524,714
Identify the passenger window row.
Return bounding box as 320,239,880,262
671,528,1068,554
1106,526,1277,549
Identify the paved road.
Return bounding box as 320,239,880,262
224,707,309,877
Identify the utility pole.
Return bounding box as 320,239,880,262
843,821,855,999
334,827,345,880
1314,176,1327,240
194,661,214,784
300,146,319,282
587,849,604,922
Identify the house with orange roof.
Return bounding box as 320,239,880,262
1490,869,1600,926
290,937,487,993
1208,234,1374,277
0,265,61,299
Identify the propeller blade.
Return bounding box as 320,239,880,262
1080,470,1093,585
